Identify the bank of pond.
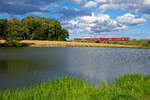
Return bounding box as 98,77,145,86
1,40,150,49
0,74,150,100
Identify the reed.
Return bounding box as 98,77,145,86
0,74,150,100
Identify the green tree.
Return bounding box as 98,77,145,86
5,17,24,47
0,18,8,40
31,23,50,40
58,28,69,41
0,16,69,44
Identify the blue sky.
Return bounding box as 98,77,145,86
0,0,150,40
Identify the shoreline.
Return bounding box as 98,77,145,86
0,40,150,49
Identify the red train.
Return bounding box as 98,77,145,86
74,37,130,41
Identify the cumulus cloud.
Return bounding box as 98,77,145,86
98,4,119,10
143,14,150,19
0,0,63,14
0,0,149,36
97,0,150,14
144,0,150,5
63,12,126,34
73,0,84,3
117,13,146,25
83,1,97,8
58,7,92,21
0,0,85,15
96,0,107,3
1,0,150,17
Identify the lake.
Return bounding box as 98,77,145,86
0,47,150,89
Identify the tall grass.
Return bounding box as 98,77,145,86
0,74,150,100
1,40,150,48
96,40,150,47
76,40,150,48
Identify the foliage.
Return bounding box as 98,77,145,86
96,40,100,43
0,74,150,100
93,40,150,47
0,18,8,40
5,17,24,47
21,16,69,41
0,17,69,46
75,39,150,48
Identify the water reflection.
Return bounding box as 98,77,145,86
0,59,44,76
0,47,150,89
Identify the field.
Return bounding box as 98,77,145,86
1,40,150,48
0,40,138,48
0,74,150,100
21,40,139,48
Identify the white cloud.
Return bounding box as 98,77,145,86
96,0,107,3
31,12,42,15
143,14,150,19
74,8,80,11
117,13,146,25
73,0,86,4
63,6,69,9
73,0,82,3
98,4,118,10
97,0,150,15
63,12,126,34
69,20,79,26
40,3,58,11
83,1,98,8
79,13,110,24
144,0,150,5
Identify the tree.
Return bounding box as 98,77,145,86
5,17,24,47
58,28,69,41
0,18,8,40
0,16,69,45
31,23,50,40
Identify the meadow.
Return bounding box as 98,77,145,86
78,39,150,48
1,40,150,48
0,74,150,100
0,40,140,48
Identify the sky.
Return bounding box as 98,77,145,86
0,0,150,40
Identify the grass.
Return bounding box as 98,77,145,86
0,74,150,100
1,40,150,48
77,40,150,49
21,40,140,48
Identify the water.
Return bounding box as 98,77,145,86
0,47,150,89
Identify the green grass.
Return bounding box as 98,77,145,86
78,40,150,46
0,74,150,100
74,40,150,49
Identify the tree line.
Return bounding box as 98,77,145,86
0,17,69,46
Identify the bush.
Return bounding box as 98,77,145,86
5,40,23,47
96,40,100,43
